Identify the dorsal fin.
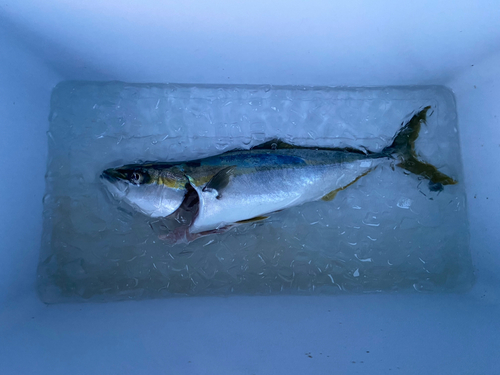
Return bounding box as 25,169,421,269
250,138,374,155
251,139,296,150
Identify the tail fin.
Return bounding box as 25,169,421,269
383,106,457,191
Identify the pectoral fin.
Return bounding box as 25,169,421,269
203,166,236,198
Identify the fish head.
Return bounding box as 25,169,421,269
101,163,188,218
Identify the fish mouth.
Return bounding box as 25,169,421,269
101,168,126,182
101,169,129,199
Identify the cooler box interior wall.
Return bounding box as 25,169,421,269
1,1,499,374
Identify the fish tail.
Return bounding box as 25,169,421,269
382,106,457,191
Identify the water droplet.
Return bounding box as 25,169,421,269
251,133,266,142
355,254,372,262
215,142,229,150
397,197,412,209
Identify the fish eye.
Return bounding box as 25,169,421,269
131,172,142,184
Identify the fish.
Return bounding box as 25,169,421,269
101,107,456,242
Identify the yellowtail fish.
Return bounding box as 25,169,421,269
101,107,456,242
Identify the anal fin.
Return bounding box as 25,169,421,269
321,169,373,201
322,190,339,202
236,215,269,224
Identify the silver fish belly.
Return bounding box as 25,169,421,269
188,150,383,233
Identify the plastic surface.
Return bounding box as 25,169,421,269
1,1,500,374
